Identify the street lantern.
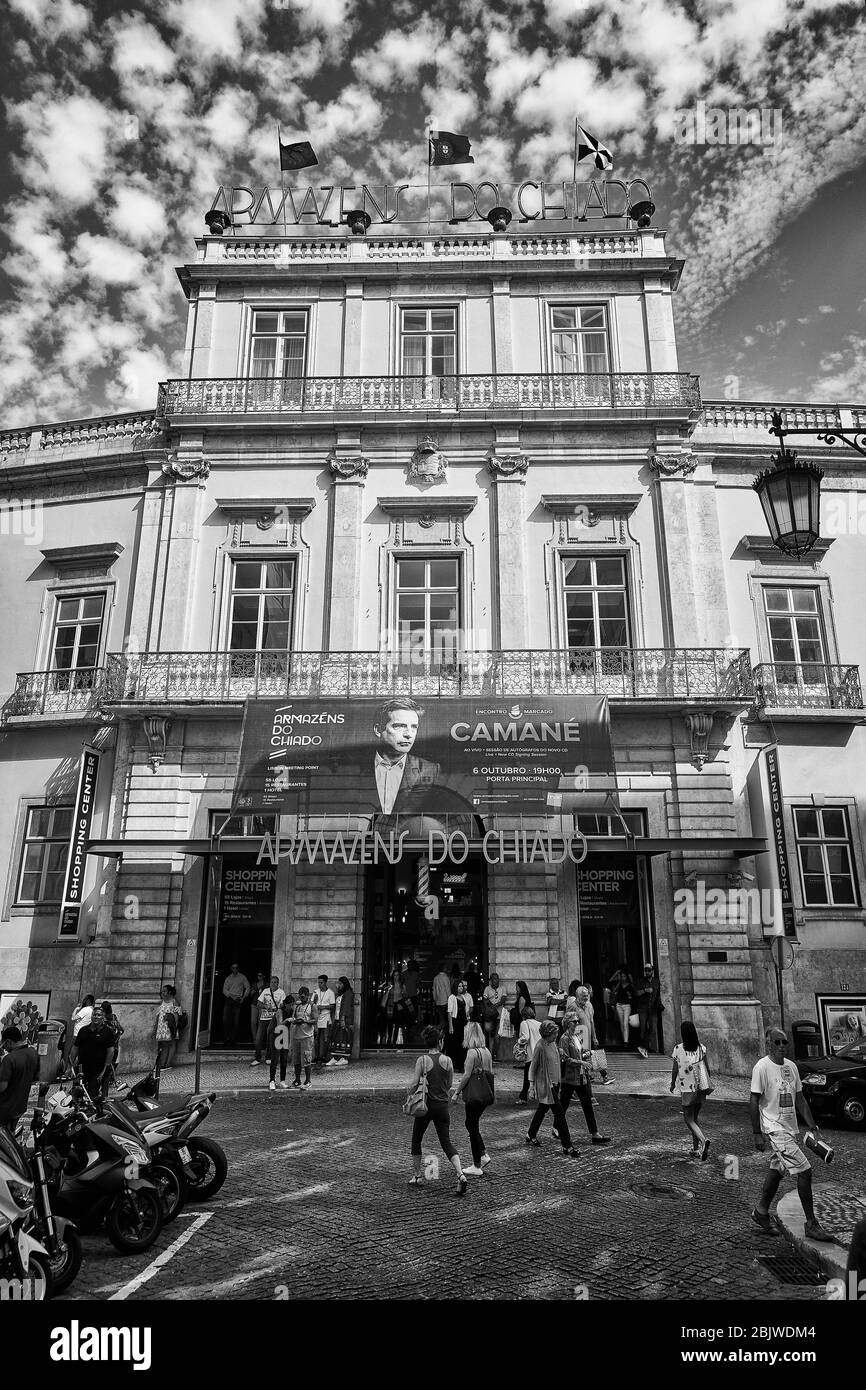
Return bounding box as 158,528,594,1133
753,411,825,559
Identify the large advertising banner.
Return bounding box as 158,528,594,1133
231,696,615,820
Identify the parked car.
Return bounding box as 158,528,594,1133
800,1038,866,1130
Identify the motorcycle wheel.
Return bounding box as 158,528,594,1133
106,1188,163,1254
184,1136,228,1201
151,1159,187,1224
0,1247,52,1300
46,1225,84,1295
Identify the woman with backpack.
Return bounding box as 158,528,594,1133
407,1025,468,1196
450,1020,494,1176
670,1019,711,1161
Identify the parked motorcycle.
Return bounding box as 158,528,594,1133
31,1085,163,1254
119,1073,227,1202
99,1093,192,1225
0,1125,52,1299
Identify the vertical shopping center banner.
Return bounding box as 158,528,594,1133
765,745,796,937
231,696,616,820
58,745,100,937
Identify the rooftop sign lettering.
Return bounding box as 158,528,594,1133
208,178,653,229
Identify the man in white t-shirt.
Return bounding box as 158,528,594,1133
313,975,336,1066
251,975,287,1067
749,1026,831,1241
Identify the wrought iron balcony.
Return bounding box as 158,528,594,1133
753,662,864,713
3,668,107,721
102,648,752,705
157,372,701,420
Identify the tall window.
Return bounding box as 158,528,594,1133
395,557,460,662
400,308,456,377
793,806,859,907
249,310,307,379
229,561,295,651
51,594,105,688
551,305,609,373
16,805,73,904
563,556,630,648
764,587,827,680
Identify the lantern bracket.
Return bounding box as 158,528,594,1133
770,410,866,459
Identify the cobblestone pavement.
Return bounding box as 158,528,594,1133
61,1093,866,1303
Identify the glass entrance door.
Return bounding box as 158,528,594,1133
364,852,486,1048
575,811,657,1051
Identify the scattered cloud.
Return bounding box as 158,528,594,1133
1,0,864,424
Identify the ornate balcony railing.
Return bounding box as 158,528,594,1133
753,663,863,711
101,648,753,704
157,372,702,419
3,668,107,719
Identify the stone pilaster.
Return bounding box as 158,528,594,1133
491,280,513,374
487,448,530,649
326,451,369,650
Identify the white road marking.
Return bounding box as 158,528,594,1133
221,1183,330,1209
108,1212,214,1300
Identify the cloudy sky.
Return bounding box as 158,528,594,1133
2,0,865,427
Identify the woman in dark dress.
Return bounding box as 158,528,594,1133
445,980,471,1070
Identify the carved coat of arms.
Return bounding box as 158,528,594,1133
407,436,448,486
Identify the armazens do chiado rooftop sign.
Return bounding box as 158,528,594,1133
208,176,654,229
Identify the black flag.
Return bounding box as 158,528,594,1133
576,125,614,172
279,138,318,172
428,130,474,166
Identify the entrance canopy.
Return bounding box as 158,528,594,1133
86,835,767,860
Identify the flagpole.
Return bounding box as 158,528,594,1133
277,122,288,238
426,126,432,236
572,117,579,214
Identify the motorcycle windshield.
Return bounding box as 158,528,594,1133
0,1126,31,1181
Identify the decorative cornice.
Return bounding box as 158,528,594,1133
41,542,125,573
739,533,834,564
540,493,642,520
327,453,370,481
408,435,448,487
378,496,476,518
215,497,316,518
486,452,530,480
162,453,210,482
648,450,697,477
